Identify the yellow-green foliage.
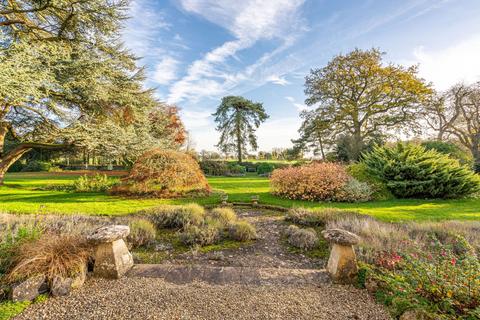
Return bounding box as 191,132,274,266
228,221,257,241
285,225,318,250
347,163,393,200
148,204,206,228
179,223,221,246
127,219,157,248
208,208,237,226
285,207,361,227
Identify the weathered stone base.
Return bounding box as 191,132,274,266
10,275,48,302
326,244,358,284
93,239,133,279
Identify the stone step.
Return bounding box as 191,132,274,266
128,264,330,286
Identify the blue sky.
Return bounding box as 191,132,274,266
122,0,480,151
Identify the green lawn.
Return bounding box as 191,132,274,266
1,172,480,221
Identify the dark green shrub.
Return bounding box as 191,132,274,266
21,160,51,172
256,162,275,175
227,163,246,175
347,163,393,200
362,143,480,199
199,160,230,176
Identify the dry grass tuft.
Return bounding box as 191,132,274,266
5,234,91,284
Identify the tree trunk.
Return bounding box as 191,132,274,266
235,110,242,163
318,137,325,160
471,146,480,173
0,142,70,185
0,146,31,185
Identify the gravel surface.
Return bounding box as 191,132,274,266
16,277,391,320
166,208,323,269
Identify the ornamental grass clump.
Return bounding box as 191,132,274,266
148,204,206,229
4,234,91,284
208,208,237,226
285,207,361,227
285,225,318,250
112,148,210,197
362,143,480,199
228,221,257,241
127,219,157,248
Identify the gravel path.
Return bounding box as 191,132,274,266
16,277,391,320
165,208,323,269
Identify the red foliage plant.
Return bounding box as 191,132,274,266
270,162,350,201
112,148,210,197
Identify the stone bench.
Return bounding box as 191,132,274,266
87,225,133,279
321,228,360,284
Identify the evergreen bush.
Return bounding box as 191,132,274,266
362,143,480,199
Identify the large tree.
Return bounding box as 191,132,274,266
213,96,268,163
424,82,480,171
292,110,334,159
0,0,180,183
303,48,432,160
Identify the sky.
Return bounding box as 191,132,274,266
122,0,480,152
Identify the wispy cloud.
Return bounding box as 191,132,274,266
412,34,480,90
167,0,306,104
285,96,311,112
122,0,171,57
153,57,180,85
266,75,290,86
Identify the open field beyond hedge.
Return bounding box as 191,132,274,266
1,172,480,221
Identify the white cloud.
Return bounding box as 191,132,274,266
153,57,180,85
266,75,290,86
285,96,310,112
122,0,170,57
256,117,302,150
413,35,480,90
180,109,212,129
167,0,306,104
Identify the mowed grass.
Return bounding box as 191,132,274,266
1,172,480,221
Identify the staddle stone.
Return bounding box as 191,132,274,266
88,225,133,279
322,228,360,284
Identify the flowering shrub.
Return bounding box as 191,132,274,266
112,149,210,197
368,236,480,319
271,162,352,201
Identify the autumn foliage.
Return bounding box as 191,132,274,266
270,162,351,201
112,149,210,197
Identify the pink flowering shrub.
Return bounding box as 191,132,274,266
368,236,480,319
270,162,350,201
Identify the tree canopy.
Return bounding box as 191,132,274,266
424,82,480,171
213,96,268,162
0,0,185,182
302,48,432,160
